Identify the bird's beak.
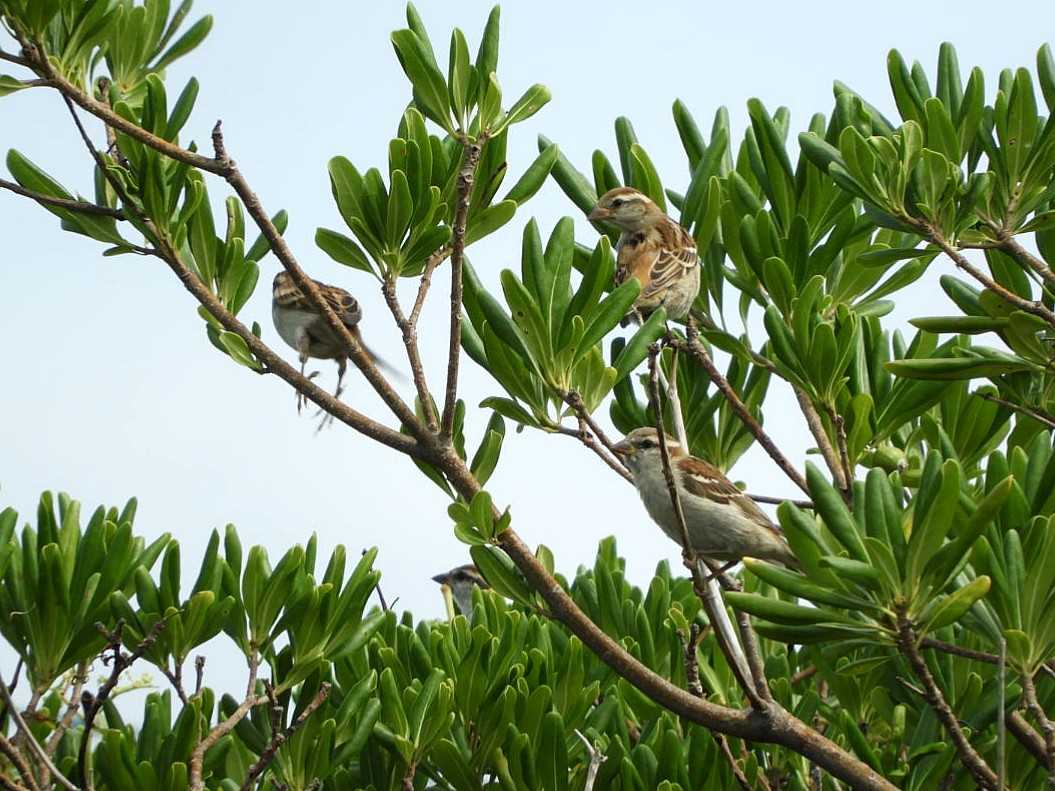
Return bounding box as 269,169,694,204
611,439,634,458
588,206,610,221
431,574,448,585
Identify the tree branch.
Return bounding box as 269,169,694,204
23,42,225,174
0,178,125,218
1008,710,1053,770
190,652,265,791
408,246,452,327
897,613,999,789
1021,671,1055,787
676,327,810,496
975,391,1055,430
920,221,1055,329
440,138,484,439
77,620,165,790
0,733,40,791
381,277,438,431
239,683,331,791
0,677,76,791
795,389,850,501
999,234,1055,292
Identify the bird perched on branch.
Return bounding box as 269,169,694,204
431,563,489,618
588,187,700,326
271,271,390,422
612,427,799,568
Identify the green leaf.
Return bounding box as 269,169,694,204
504,143,558,204
921,576,991,632
153,15,213,71
315,228,375,276
391,29,453,132
613,309,667,381
495,83,551,133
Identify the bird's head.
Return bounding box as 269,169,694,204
432,563,488,616
588,187,664,232
611,427,684,475
273,271,292,293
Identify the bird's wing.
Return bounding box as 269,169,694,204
678,456,779,534
274,277,362,328
640,221,698,300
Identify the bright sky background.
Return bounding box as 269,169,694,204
1,1,1050,700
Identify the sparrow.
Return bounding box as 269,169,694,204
612,427,799,568
271,271,389,424
587,187,700,326
431,563,489,618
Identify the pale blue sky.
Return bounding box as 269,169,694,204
0,1,1048,697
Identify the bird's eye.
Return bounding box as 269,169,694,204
611,198,624,208
639,439,654,449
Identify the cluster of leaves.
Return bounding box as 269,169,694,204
4,493,794,790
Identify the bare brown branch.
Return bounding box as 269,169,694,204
920,221,1055,329
1021,671,1055,787
999,235,1055,292
676,327,810,496
190,652,266,791
0,733,40,791
440,138,484,439
795,389,849,501
897,613,999,789
381,277,438,431
77,620,166,790
0,178,125,218
240,683,331,791
975,392,1055,430
408,246,452,327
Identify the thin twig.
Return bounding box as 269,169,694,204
44,665,88,758
363,549,390,611
0,48,30,67
0,733,40,791
999,235,1055,292
897,613,999,789
0,675,77,791
381,277,438,430
57,92,425,457
921,222,1055,329
791,665,818,685
162,664,189,705
194,656,205,697
0,178,125,218
677,326,810,496
190,652,265,791
975,392,1055,430
408,246,452,327
573,730,607,791
78,620,166,790
679,625,757,791
747,493,814,509
239,683,331,791
440,137,484,439
1008,710,1052,769
796,389,849,501
556,420,633,482
1021,671,1055,787
23,41,223,173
